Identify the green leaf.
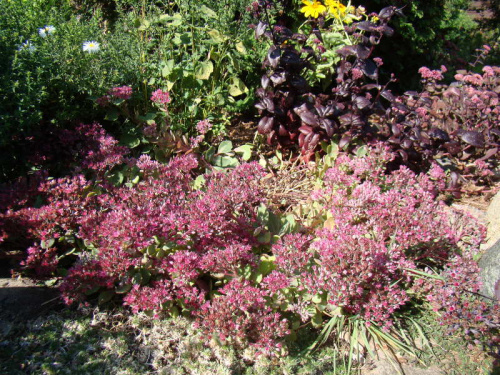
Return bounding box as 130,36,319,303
217,140,233,154
120,134,141,148
200,5,217,18
208,29,224,43
163,13,183,27
234,144,253,161
213,155,239,168
108,171,124,186
105,109,119,121
192,175,206,190
356,145,368,158
268,211,281,234
116,284,132,294
235,41,247,55
257,204,270,224
228,77,248,97
161,59,175,78
98,290,114,304
41,238,55,249
137,19,150,31
195,61,214,80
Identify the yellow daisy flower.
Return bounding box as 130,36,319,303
324,0,347,20
300,0,326,19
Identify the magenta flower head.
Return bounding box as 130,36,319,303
151,89,171,105
108,86,133,100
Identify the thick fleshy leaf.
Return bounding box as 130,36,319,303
258,116,274,134
255,101,266,111
293,33,308,42
401,139,413,149
457,130,485,148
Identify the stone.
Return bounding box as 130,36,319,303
485,190,500,249
479,239,500,300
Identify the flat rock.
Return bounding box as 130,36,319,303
485,191,500,249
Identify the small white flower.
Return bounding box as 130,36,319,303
18,40,36,53
38,25,56,38
82,41,100,53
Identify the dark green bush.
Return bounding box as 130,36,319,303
364,0,482,90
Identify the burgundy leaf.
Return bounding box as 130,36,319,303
381,25,394,37
268,47,281,68
381,90,395,102
428,128,450,142
339,135,351,149
479,147,499,161
263,97,275,113
298,125,313,135
360,59,378,80
339,113,364,127
278,124,289,137
444,141,462,155
355,21,377,32
298,111,318,127
255,21,267,39
270,72,286,86
355,45,371,59
457,130,485,148
354,96,371,109
320,119,334,137
261,75,270,90
281,50,302,68
336,45,357,57
404,91,419,97
255,101,266,111
257,116,274,134
378,6,395,19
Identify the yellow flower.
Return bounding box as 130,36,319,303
324,0,347,20
300,0,326,19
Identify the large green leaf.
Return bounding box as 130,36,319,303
228,77,248,97
195,61,214,80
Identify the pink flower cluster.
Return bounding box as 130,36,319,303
270,146,488,331
108,85,133,100
418,65,447,81
195,279,290,352
96,85,133,106
151,89,171,105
